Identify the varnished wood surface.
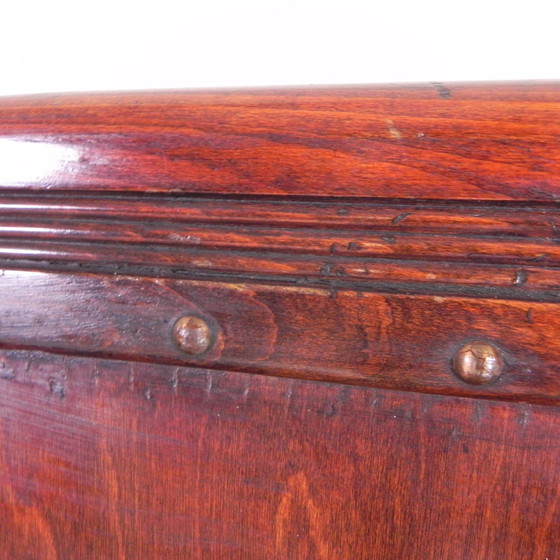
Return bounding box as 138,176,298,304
1,83,560,557
1,83,560,306
1,193,560,301
2,269,560,404
0,349,558,559
0,82,559,200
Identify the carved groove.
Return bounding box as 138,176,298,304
0,193,559,299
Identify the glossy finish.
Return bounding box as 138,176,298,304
453,341,504,385
2,194,560,300
2,269,560,403
173,315,213,356
1,83,560,558
0,349,559,559
0,82,559,201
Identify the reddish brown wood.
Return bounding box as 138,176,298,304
1,194,560,298
0,82,559,200
2,269,560,404
1,82,560,558
0,349,558,559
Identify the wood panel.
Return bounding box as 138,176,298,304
0,349,558,559
1,269,560,404
2,82,560,558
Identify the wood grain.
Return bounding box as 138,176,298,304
0,349,558,559
0,82,559,200
1,83,560,558
1,194,560,299
1,269,560,404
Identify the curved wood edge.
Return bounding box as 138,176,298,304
0,81,560,201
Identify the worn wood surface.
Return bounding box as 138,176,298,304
1,82,560,557
1,269,560,404
0,349,558,559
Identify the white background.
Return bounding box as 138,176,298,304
1,0,558,96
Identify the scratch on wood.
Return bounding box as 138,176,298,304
160,150,169,174
516,407,531,428
169,368,179,392
391,212,412,224
385,119,402,139
381,235,396,244
472,400,485,424
206,371,214,396
284,379,295,414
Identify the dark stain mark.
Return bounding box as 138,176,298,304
514,270,528,286
430,82,453,99
321,263,346,276
329,243,338,254
372,393,386,410
391,212,412,224
323,403,337,417
0,361,15,380
347,241,361,250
